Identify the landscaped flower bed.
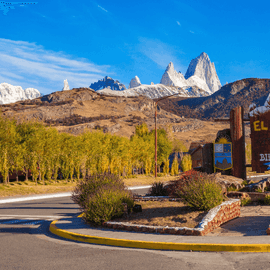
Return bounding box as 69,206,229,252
102,197,241,236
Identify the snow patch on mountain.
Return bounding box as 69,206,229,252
97,84,208,99
129,76,141,88
249,93,270,117
0,83,41,104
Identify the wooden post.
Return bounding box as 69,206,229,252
230,106,246,179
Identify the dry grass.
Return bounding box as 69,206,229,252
0,180,76,198
114,200,207,228
122,174,180,187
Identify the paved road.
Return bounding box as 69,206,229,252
1,195,270,269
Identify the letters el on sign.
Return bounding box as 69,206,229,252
250,111,270,173
253,120,268,131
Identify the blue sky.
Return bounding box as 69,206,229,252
1,0,270,94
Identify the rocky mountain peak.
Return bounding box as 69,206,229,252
185,52,221,94
129,76,141,88
165,62,174,72
89,76,126,91
62,79,70,91
160,62,187,87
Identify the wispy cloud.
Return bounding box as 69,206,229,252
0,38,110,94
138,37,186,73
189,30,194,34
176,21,181,26
97,5,108,12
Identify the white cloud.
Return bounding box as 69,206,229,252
97,5,108,12
0,38,110,94
190,30,195,34
138,37,186,72
176,21,181,26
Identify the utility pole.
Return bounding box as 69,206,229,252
154,93,179,178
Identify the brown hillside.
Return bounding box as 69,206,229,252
158,78,270,120
0,87,233,146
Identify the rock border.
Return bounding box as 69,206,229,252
103,198,241,236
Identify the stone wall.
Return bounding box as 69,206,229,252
103,198,240,236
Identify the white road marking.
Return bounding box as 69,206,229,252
0,215,65,219
128,185,151,190
0,214,67,225
0,192,71,204
0,185,151,204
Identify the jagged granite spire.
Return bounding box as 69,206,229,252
90,76,126,91
62,79,70,91
160,62,187,87
129,76,141,88
185,52,221,94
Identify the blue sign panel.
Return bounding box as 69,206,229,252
214,143,232,170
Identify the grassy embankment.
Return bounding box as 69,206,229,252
0,174,179,198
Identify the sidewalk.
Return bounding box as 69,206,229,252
49,205,270,252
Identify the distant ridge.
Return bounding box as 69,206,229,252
157,78,270,120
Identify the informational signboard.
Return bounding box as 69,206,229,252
250,111,270,173
214,142,232,171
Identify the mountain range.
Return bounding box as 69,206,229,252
0,52,219,104
92,52,221,99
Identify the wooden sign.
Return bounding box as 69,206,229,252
214,138,232,171
250,110,270,173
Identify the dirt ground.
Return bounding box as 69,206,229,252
113,200,207,228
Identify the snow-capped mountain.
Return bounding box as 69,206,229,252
160,52,221,94
185,52,221,94
0,83,41,104
90,76,126,90
96,84,208,99
91,52,220,99
129,76,141,88
160,62,188,88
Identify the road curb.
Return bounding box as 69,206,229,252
49,219,270,252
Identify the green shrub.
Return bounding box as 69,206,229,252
227,186,238,192
84,188,133,225
264,195,270,205
255,188,263,193
175,172,224,211
149,182,168,196
72,173,134,224
241,197,251,206
242,180,248,186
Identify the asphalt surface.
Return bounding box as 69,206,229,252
1,187,270,269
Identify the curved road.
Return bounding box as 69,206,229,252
0,194,270,269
